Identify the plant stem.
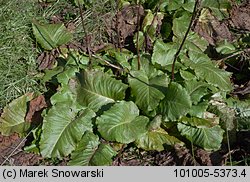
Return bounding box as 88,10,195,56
77,0,92,61
116,0,122,52
145,0,162,52
136,0,141,70
171,0,200,81
92,54,123,71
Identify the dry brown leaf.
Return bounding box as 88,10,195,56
25,95,47,123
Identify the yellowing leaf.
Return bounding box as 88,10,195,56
0,93,33,136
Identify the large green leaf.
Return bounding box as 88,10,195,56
129,56,168,112
181,52,232,91
32,22,73,50
184,55,232,91
96,101,149,143
106,49,132,70
40,104,95,158
50,66,79,105
136,127,184,151
152,40,178,67
180,70,196,81
182,0,195,12
202,0,231,9
69,132,117,166
77,70,128,112
173,11,191,38
178,117,224,151
167,0,184,11
159,83,192,121
189,102,209,118
184,80,208,104
0,93,33,136
184,33,209,52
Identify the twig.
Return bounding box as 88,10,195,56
216,48,250,72
116,0,122,52
171,0,200,81
1,129,33,166
91,54,123,71
145,0,162,52
218,48,250,62
136,0,142,70
77,0,92,60
114,144,126,166
224,62,240,71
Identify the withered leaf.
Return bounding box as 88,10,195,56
25,95,47,123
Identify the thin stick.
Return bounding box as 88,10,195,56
218,48,250,62
136,0,141,70
1,129,33,166
77,0,92,59
91,54,123,71
116,0,122,52
145,0,162,52
147,0,162,32
114,144,126,165
171,0,200,81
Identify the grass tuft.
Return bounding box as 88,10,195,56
0,0,43,108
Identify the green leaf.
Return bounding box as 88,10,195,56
96,101,150,143
32,22,73,50
106,49,132,70
142,10,164,41
226,98,250,131
180,116,214,127
50,67,79,105
50,84,77,105
57,66,79,86
42,66,64,84
148,115,162,131
24,125,42,154
201,1,231,20
136,127,184,151
178,117,224,151
185,33,209,52
129,56,168,112
180,70,196,80
173,33,208,56
184,56,232,91
159,83,192,121
184,80,208,104
173,12,191,38
189,101,209,118
193,61,232,91
77,70,128,112
133,31,145,51
40,104,95,159
216,40,236,54
0,93,33,136
182,0,195,12
202,0,231,9
167,0,184,11
66,52,89,69
152,40,178,66
69,132,117,166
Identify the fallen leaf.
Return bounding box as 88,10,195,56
25,95,47,123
